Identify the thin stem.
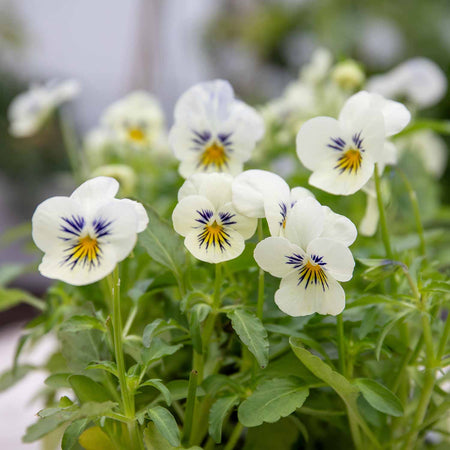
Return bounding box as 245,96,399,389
182,370,198,446
122,304,138,338
336,314,347,377
373,163,393,259
437,311,450,360
109,268,144,450
223,423,244,450
348,411,363,450
58,110,83,183
396,167,426,256
257,219,265,320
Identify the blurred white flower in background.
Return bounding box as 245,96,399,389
101,91,166,150
169,80,265,178
91,164,137,197
367,58,447,109
8,79,80,137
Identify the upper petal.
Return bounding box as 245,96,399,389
70,177,119,212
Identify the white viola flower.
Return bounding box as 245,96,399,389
101,91,166,149
254,199,355,317
8,79,80,137
232,170,357,245
32,177,148,286
296,91,410,195
367,58,447,109
169,80,265,178
172,173,257,264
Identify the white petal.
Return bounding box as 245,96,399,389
172,195,215,237
232,170,290,218
307,238,355,282
178,173,233,209
184,227,245,264
71,177,119,212
321,207,357,246
289,187,315,204
220,202,257,240
254,237,304,278
284,197,325,249
377,140,398,170
32,196,83,253
275,271,345,317
296,116,343,171
359,194,379,236
118,199,149,233
339,91,410,137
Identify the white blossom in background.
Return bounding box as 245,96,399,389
232,170,357,245
91,164,137,197
83,127,115,168
8,79,80,137
296,91,410,195
172,173,257,263
102,91,166,150
32,177,148,286
254,198,356,316
169,80,265,178
367,58,447,109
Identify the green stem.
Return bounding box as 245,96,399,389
257,219,265,320
182,370,198,446
336,314,347,377
348,411,363,450
58,110,83,183
373,163,393,260
109,268,144,450
223,423,244,450
396,168,426,256
437,311,450,360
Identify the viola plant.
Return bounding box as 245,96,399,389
1,54,450,450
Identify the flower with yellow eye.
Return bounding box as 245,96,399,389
102,91,166,149
169,80,265,178
254,198,355,317
32,177,148,286
172,173,257,263
296,91,410,195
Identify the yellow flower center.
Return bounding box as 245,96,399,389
198,220,230,250
335,148,362,174
298,260,328,290
200,142,228,170
71,235,100,264
127,127,146,143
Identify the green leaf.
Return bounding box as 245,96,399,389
0,263,32,286
60,315,106,333
189,303,211,354
209,395,240,443
354,378,403,417
147,406,180,447
69,375,111,404
45,373,72,389
78,426,115,450
164,380,205,402
227,309,269,368
0,288,42,312
238,377,309,427
23,409,73,442
86,361,118,377
61,418,90,450
375,311,412,360
139,205,186,279
0,365,34,391
142,338,183,365
140,379,172,405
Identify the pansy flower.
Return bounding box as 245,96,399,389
232,170,356,245
172,173,257,263
102,91,166,149
169,80,265,178
8,79,80,137
32,177,148,286
296,91,410,195
254,198,355,316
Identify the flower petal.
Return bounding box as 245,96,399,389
172,195,215,237
321,207,357,246
275,271,345,316
307,238,355,282
119,199,149,232
254,237,305,278
71,177,119,212
359,194,379,236
220,202,257,240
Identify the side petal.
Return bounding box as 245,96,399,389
119,199,149,233
172,195,215,237
321,206,357,246
219,202,257,240
254,237,305,278
307,238,355,282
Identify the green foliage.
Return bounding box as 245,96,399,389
209,395,240,442
147,406,180,447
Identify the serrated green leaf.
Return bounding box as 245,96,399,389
227,309,269,368
354,378,403,417
189,303,211,354
60,315,106,333
86,361,118,377
61,418,90,450
23,409,73,442
69,375,111,404
140,379,172,405
147,406,180,447
209,395,240,443
238,377,309,427
139,206,185,279
142,338,183,364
